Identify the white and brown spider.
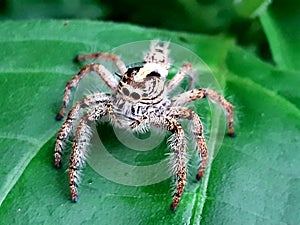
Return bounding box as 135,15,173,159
54,40,235,211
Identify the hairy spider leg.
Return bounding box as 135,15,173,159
171,88,235,137
167,62,197,91
75,52,127,74
69,104,111,202
56,64,118,120
148,116,187,211
54,93,111,168
168,107,208,181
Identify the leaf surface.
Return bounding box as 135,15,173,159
0,20,299,225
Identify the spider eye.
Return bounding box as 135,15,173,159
146,71,161,78
130,92,140,100
122,87,130,96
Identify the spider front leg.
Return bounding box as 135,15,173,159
167,62,196,91
171,88,236,137
75,52,127,74
56,63,119,120
54,93,111,168
69,104,110,202
168,107,208,181
135,116,187,211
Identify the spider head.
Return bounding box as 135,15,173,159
118,63,168,102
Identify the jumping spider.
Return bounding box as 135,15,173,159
54,40,235,211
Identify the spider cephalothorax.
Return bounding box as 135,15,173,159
117,64,166,103
54,40,235,211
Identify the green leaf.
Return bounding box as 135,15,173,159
202,73,300,225
0,20,299,225
260,0,300,71
226,46,300,108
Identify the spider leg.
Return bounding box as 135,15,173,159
168,107,208,181
171,88,235,137
75,52,127,74
54,93,111,168
69,104,110,202
167,62,196,92
148,116,187,211
56,63,118,120
129,116,147,129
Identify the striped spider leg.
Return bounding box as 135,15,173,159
167,107,208,180
130,115,187,211
68,102,113,202
55,52,125,120
54,93,111,168
171,88,235,138
167,62,197,91
55,93,114,202
165,107,208,211
169,88,235,184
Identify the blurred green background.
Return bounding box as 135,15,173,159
0,0,272,59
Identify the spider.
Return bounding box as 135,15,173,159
54,40,235,211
